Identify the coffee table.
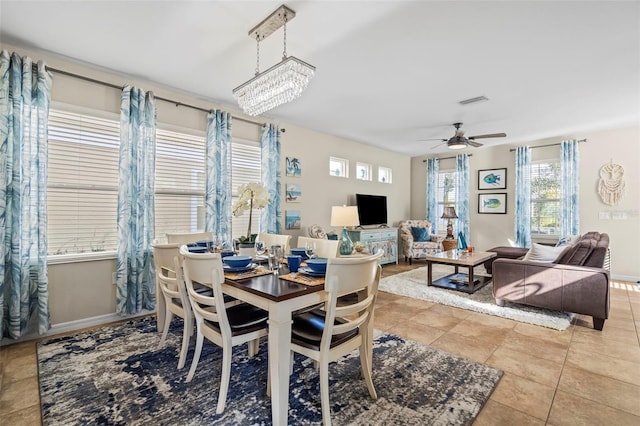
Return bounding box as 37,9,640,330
424,250,497,294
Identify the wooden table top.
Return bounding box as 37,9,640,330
424,250,497,266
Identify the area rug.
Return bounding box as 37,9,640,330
380,266,573,330
38,316,502,425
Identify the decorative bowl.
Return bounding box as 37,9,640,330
223,255,252,268
305,258,327,273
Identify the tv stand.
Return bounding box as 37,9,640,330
348,227,398,265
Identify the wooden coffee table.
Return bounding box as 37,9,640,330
424,250,497,294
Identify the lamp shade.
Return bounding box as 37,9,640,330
441,206,458,219
330,206,360,227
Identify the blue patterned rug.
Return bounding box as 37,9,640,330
38,316,502,425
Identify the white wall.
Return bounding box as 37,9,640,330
2,43,411,327
411,125,640,279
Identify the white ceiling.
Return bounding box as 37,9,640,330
1,1,638,156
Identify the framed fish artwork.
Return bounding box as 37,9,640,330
478,168,507,190
478,193,507,214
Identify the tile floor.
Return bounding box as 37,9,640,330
1,261,639,425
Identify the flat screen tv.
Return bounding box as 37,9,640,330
355,194,388,226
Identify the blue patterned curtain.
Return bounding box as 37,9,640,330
514,146,531,248
0,51,52,339
426,158,439,233
560,140,579,236
205,110,232,245
260,124,281,233
455,154,470,245
116,86,156,315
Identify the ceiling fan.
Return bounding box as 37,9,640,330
420,122,507,150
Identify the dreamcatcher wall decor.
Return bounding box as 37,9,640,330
597,160,626,205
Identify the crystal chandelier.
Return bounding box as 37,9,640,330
233,5,315,116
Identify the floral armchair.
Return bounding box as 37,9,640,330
399,220,444,264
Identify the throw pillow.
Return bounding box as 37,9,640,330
522,243,569,263
410,226,430,242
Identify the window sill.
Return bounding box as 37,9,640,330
48,250,118,265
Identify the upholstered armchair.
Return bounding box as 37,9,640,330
398,220,444,264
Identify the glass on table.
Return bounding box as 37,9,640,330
304,241,316,259
269,245,284,273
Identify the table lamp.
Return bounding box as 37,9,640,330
441,206,458,240
331,205,360,255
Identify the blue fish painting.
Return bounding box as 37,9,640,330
483,173,501,185
483,198,502,209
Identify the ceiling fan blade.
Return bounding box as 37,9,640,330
417,138,448,142
468,132,507,140
468,140,483,148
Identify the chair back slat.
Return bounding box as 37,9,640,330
258,233,292,254
320,253,382,350
179,246,229,332
297,236,340,258
167,231,214,245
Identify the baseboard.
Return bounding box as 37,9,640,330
0,310,154,347
611,274,640,284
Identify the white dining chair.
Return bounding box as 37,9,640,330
297,236,340,258
257,232,292,254
151,242,194,369
179,246,269,414
166,231,214,245
289,252,382,426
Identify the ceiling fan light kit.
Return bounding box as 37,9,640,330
233,5,316,116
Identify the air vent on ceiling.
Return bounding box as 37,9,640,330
459,96,489,105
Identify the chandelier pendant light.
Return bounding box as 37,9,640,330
233,5,316,116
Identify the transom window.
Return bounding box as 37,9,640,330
329,157,348,178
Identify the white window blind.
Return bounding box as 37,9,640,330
155,128,206,239
47,109,119,255
47,109,262,256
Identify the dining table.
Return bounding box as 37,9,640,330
221,266,328,426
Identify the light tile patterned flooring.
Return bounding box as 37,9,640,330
1,261,639,425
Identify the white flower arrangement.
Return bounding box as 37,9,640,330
232,182,269,243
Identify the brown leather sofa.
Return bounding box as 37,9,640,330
492,232,610,330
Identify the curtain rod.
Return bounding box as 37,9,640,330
45,66,271,129
509,139,587,152
422,154,473,163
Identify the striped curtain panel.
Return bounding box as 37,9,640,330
425,158,439,233
116,86,156,315
560,140,580,236
455,154,470,244
205,110,232,245
514,146,531,248
0,50,52,338
260,124,281,234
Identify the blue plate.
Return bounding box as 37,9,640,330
223,263,258,273
298,267,325,277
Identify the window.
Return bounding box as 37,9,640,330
231,139,262,239
530,160,561,236
378,166,392,183
356,162,372,181
47,108,262,256
329,157,348,178
436,169,458,233
155,128,206,239
47,109,120,255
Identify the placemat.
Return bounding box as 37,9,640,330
279,272,325,286
224,267,273,281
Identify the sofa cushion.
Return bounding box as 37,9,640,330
522,243,569,263
410,226,430,242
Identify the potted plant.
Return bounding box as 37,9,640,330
232,182,269,255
